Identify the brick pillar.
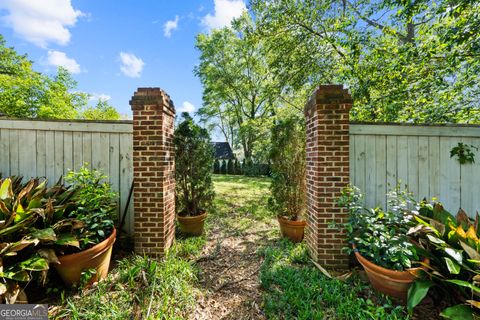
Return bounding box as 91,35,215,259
130,88,176,257
304,85,352,268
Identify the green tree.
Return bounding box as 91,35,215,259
0,35,120,120
195,14,285,163
80,99,120,120
252,0,480,123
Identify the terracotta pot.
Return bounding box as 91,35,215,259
353,244,428,302
55,228,116,286
277,216,306,243
177,212,207,236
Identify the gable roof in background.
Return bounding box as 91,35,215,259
211,142,235,160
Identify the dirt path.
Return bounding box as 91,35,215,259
191,176,274,320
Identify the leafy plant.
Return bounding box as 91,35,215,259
65,165,117,251
268,116,306,221
0,176,80,303
407,202,480,317
450,142,478,164
260,239,408,319
174,112,215,216
338,185,420,270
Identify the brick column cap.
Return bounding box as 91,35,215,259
305,84,353,115
130,87,175,113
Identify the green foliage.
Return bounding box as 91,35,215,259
251,0,480,123
268,116,306,220
233,159,241,175
213,159,220,174
175,112,215,216
0,35,119,120
53,252,199,319
79,99,120,120
338,185,419,270
195,14,283,163
0,177,78,302
450,142,478,164
227,159,234,175
65,165,118,250
219,160,226,174
0,166,118,303
408,203,480,317
260,239,408,319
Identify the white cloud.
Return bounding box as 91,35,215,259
163,15,179,38
119,52,144,78
47,50,81,73
201,0,246,30
180,101,195,113
89,93,111,102
0,0,83,48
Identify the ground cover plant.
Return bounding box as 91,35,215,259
259,239,408,320
50,236,204,319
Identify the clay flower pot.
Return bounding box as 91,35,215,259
277,216,306,243
55,228,116,286
353,244,428,302
177,212,207,236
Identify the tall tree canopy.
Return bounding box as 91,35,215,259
252,0,480,123
0,35,120,120
195,15,283,162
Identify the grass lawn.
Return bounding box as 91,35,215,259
50,174,409,319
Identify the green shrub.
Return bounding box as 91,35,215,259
233,159,241,175
65,165,117,251
268,116,306,220
174,112,215,216
220,160,227,174
227,159,234,174
338,185,419,271
213,159,220,173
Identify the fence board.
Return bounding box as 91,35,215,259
351,124,480,218
0,119,134,235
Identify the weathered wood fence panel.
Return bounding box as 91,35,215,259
0,119,134,234
350,124,480,217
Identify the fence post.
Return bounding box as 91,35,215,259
304,84,352,268
130,88,176,257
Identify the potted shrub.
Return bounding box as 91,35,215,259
54,165,118,286
174,112,215,236
338,185,428,301
269,116,306,243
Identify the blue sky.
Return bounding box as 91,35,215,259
0,0,248,121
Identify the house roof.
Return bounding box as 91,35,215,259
211,142,235,160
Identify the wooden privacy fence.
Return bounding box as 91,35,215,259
0,118,134,234
350,123,480,217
